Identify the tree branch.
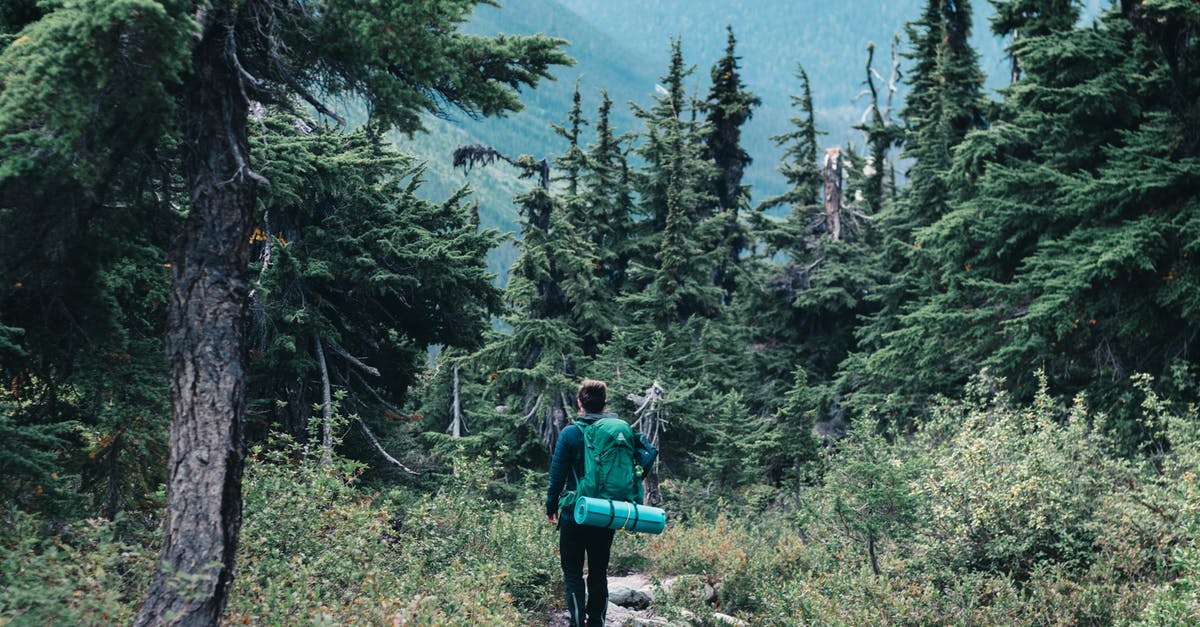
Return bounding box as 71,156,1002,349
350,371,409,417
520,393,544,423
312,330,333,464
330,343,380,377
356,418,418,475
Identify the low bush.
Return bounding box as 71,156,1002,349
0,511,155,625
2,374,1197,625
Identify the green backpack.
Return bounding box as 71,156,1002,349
559,416,643,512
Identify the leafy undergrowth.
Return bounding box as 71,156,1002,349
2,377,1198,625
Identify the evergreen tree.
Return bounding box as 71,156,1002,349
844,0,988,423
0,1,569,620
459,147,593,452
246,113,502,469
744,65,877,429
554,84,626,356
756,65,823,256
703,26,761,299
897,4,1200,441
568,90,638,354
989,0,1081,82
626,39,721,333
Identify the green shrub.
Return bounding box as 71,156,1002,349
227,439,557,625
913,373,1113,578
0,511,154,625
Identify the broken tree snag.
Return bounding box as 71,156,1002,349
447,363,465,438
628,381,667,506
313,331,334,465
822,147,844,241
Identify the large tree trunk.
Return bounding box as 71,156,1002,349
137,9,255,626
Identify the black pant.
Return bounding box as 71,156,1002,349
559,515,616,627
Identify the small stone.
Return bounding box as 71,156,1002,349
711,612,748,626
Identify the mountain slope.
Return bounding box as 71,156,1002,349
396,0,1103,282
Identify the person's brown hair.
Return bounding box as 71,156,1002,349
577,379,607,414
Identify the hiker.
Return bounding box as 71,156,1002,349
545,379,656,627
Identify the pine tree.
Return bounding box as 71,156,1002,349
989,0,1081,82
554,84,628,356
744,63,879,428
625,39,721,335
756,65,823,256
569,90,638,353
245,113,502,471
459,145,593,452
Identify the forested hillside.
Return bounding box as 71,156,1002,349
398,0,1025,280
2,1,1198,625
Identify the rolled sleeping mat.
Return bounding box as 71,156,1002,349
574,496,666,534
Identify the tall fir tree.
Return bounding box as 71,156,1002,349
554,84,629,357
844,0,988,423
459,147,594,453
578,90,637,336
626,39,721,331
703,26,761,299
755,65,823,256
893,2,1200,443
245,113,502,471
989,0,1081,82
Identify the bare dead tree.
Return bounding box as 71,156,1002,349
447,363,466,438
822,147,844,241
629,381,667,506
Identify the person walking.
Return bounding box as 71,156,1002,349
545,379,654,627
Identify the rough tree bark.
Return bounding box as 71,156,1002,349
822,147,843,241
136,9,256,626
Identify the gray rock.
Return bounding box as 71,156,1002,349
609,584,652,610
605,602,638,627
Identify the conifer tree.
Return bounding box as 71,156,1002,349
0,2,569,621
898,3,1200,437
745,63,877,428
568,90,638,354
756,65,823,255
553,84,627,356
459,147,593,452
246,114,502,470
626,39,720,333
703,26,761,299
845,0,987,422
989,0,1080,82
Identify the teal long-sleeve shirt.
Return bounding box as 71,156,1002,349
544,413,657,518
